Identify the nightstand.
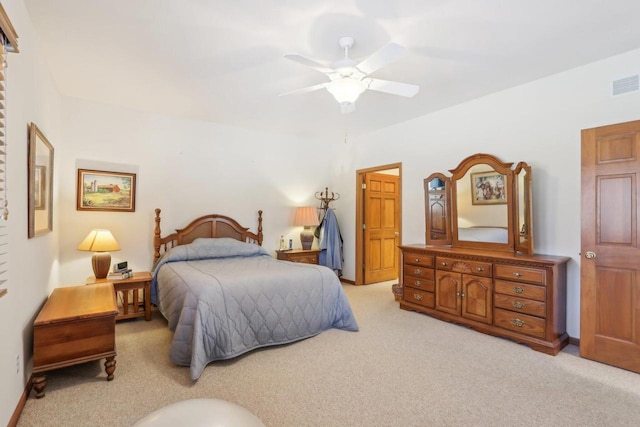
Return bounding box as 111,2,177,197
87,271,152,321
276,249,321,264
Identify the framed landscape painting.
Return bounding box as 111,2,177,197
77,169,136,212
28,123,54,238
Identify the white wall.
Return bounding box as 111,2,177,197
0,0,62,424
330,47,640,338
58,98,338,284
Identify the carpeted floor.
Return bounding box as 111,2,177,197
17,282,640,426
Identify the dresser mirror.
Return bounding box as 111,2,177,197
424,173,451,245
424,153,534,254
514,161,534,254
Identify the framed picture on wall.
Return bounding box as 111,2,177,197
77,169,136,212
470,171,507,205
28,123,54,238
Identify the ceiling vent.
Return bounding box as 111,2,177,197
612,75,639,96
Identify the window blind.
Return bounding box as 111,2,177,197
0,3,19,299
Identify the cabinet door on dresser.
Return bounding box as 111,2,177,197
461,275,492,324
435,270,461,315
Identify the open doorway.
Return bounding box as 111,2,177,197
355,163,402,285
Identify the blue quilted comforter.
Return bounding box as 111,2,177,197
152,238,359,380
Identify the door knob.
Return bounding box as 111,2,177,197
585,251,597,259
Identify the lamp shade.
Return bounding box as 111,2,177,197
294,207,319,251
78,229,120,279
77,229,121,252
294,207,319,227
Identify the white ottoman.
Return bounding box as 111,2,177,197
134,398,265,427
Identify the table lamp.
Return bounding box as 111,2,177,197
294,206,319,250
78,229,121,279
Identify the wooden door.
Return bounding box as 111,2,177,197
435,270,461,315
581,119,640,373
364,172,400,284
461,275,492,324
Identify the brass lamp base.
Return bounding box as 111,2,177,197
300,226,315,250
92,252,112,279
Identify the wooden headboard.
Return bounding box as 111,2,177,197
153,208,263,265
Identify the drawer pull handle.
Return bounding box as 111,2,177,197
513,286,524,294
414,268,422,275
456,291,460,296
513,272,523,277
415,258,420,262
476,267,485,272
511,318,525,327
512,301,525,309
441,262,448,266
415,280,422,287
413,294,423,301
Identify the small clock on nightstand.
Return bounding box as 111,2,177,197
276,249,321,265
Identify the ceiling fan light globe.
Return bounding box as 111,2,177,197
327,78,366,104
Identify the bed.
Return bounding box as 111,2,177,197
151,208,359,380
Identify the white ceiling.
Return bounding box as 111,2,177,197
24,0,640,139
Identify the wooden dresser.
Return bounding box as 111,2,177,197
399,244,570,355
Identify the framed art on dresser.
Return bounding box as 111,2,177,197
28,123,54,238
77,169,136,212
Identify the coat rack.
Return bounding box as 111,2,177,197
315,187,340,212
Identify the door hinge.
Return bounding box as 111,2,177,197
362,223,366,230
362,183,366,189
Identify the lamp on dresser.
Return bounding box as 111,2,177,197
294,206,319,250
78,229,120,279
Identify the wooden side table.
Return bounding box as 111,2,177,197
87,271,152,321
276,249,321,264
32,283,117,398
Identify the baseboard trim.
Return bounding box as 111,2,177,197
340,278,355,285
8,377,32,427
569,336,580,347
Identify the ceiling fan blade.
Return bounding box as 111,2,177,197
284,54,334,75
279,82,329,97
365,78,419,98
356,43,406,76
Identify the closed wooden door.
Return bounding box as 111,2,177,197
364,172,400,284
581,119,640,373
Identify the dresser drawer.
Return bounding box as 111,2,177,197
436,257,491,277
403,265,435,280
494,264,546,285
403,288,435,309
494,294,546,318
494,279,545,302
404,253,434,268
404,274,435,292
494,308,545,339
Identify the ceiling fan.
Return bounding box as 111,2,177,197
281,36,419,114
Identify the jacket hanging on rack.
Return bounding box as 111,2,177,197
318,209,343,276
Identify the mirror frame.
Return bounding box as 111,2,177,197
424,173,451,246
514,161,534,254
449,153,515,253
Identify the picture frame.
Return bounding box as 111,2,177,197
470,171,507,205
77,169,136,212
28,123,54,238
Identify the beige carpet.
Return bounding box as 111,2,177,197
18,282,640,427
